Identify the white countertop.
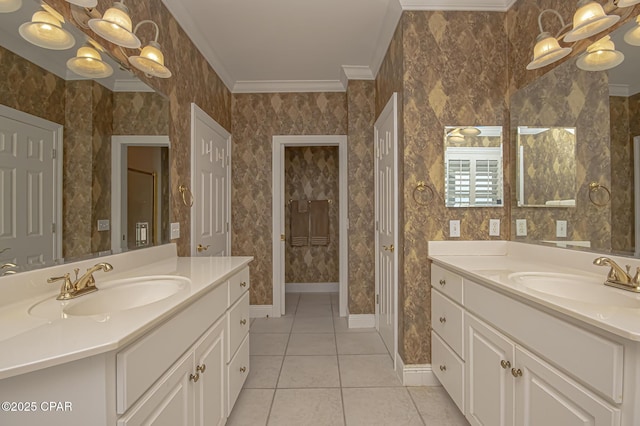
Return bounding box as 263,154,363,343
0,244,252,380
429,241,640,342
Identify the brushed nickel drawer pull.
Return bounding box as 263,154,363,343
240,281,247,288
500,360,511,369
240,319,247,325
439,279,446,286
511,368,523,378
189,373,200,382
196,364,206,374
240,366,247,373
439,365,447,372
439,316,446,324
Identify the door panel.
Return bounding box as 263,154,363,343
0,115,56,267
192,106,230,257
374,94,397,361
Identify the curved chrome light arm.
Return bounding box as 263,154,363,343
538,9,572,38
133,19,160,43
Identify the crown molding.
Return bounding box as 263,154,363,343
342,65,376,80
232,80,346,93
610,84,630,97
160,0,234,91
400,0,517,11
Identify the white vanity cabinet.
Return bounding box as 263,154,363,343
432,263,623,426
119,266,251,426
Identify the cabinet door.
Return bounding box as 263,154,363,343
514,347,620,426
465,313,515,426
117,353,194,426
194,318,226,426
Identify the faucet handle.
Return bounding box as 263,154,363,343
633,267,640,286
47,273,75,300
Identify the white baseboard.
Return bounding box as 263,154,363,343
285,282,339,293
250,305,274,318
396,353,440,386
348,314,375,328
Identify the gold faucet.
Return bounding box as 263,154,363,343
1,262,17,276
593,257,640,292
47,262,113,300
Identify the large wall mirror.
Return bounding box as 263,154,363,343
510,17,639,257
444,126,504,208
0,0,170,274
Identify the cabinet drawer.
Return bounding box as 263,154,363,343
432,264,463,305
227,333,249,415
116,281,228,414
466,280,624,404
229,267,250,305
432,331,464,412
227,291,250,362
432,290,464,358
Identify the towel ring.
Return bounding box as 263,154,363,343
178,185,194,207
588,182,611,207
413,181,435,206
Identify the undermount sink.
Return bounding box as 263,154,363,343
508,272,640,308
29,276,190,320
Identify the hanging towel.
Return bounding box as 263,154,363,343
309,200,329,246
290,200,309,246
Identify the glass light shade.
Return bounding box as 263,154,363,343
616,0,640,7
19,11,75,50
460,127,481,136
0,0,21,13
576,36,624,71
624,16,640,46
88,2,140,48
67,46,113,78
447,129,465,143
65,0,97,7
526,32,572,70
564,0,620,42
128,40,172,78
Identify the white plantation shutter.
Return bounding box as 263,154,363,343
445,147,502,207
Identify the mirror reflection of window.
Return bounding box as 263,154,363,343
444,126,504,208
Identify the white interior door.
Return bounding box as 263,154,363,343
374,93,398,365
0,110,60,268
191,104,231,257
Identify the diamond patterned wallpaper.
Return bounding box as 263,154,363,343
284,146,340,284
231,93,347,305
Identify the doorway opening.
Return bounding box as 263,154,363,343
272,136,348,318
111,136,170,252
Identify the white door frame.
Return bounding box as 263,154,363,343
374,93,398,369
0,105,63,260
635,136,640,258
111,135,170,252
272,135,348,318
190,103,232,256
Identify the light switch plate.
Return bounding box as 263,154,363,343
97,219,110,232
556,220,567,238
516,219,527,237
170,222,180,239
450,220,460,238
489,219,500,236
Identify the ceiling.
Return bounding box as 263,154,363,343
161,0,516,93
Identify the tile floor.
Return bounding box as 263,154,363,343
227,292,469,426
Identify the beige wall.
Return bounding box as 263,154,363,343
284,146,340,284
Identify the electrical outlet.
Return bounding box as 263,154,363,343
97,219,110,232
170,222,180,239
489,219,500,237
450,220,460,238
556,220,567,238
516,219,527,237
